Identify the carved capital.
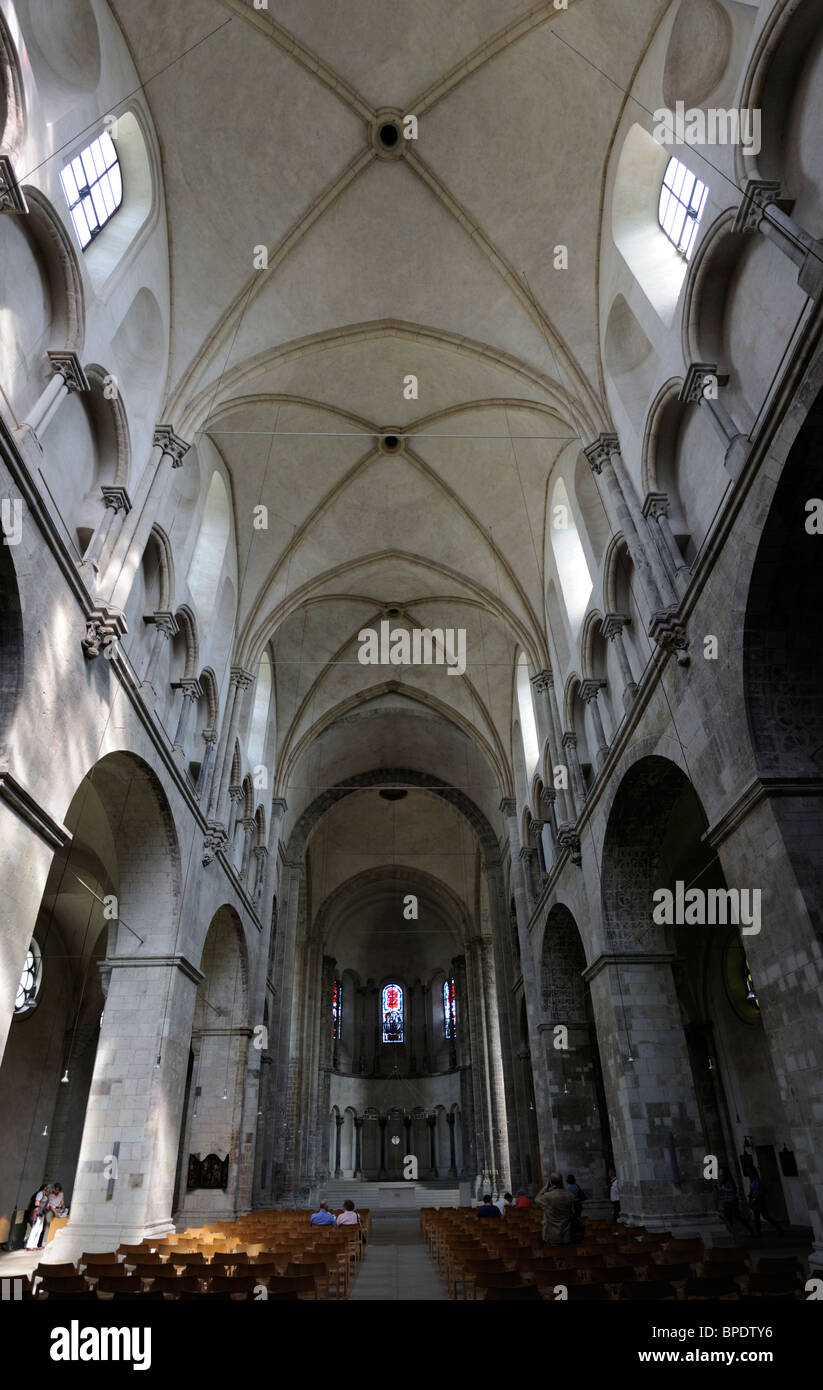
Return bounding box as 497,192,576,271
561,730,577,749
144,610,179,639
601,612,630,641
229,783,245,805
641,491,669,521
583,432,620,475
0,155,28,213
530,667,554,694
679,362,727,406
81,605,128,659
649,607,690,665
100,485,132,515
153,425,190,467
557,826,582,865
499,796,517,818
579,678,605,704
540,786,557,813
48,351,90,394
173,677,203,701
229,665,255,690
202,823,228,866
271,796,288,821
733,178,782,235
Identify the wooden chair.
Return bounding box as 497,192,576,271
618,1280,677,1300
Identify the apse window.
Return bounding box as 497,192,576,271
332,979,342,1039
658,157,708,261
443,978,457,1039
15,940,42,1016
60,132,123,249
382,983,403,1043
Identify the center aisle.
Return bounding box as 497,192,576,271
350,1216,448,1301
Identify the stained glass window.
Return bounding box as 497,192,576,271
443,978,457,1039
332,980,342,1039
60,132,123,249
658,157,708,260
744,958,759,1009
15,940,42,1016
381,983,403,1043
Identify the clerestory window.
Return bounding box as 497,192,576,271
658,157,708,261
60,132,123,249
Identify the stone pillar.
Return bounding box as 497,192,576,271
141,610,178,698
540,787,559,864
421,983,430,1073
239,816,256,883
408,981,417,1075
532,670,574,827
734,178,823,299
16,351,90,450
447,1112,458,1177
0,154,28,214
642,493,689,596
197,730,218,801
172,678,202,756
427,1114,438,1178
585,952,726,1236
334,1114,344,1180
378,1114,388,1178
562,730,587,810
103,427,190,614
519,845,539,906
207,667,254,825
580,679,609,770
252,845,268,905
679,364,749,481
585,434,689,663
601,613,638,711
353,1115,363,1179
357,986,368,1074
79,486,132,587
43,953,203,1262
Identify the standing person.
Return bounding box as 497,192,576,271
609,1171,620,1223
476,1194,502,1219
718,1168,752,1237
747,1169,783,1235
309,1199,336,1227
535,1172,574,1245
44,1183,68,1244
25,1185,50,1250
336,1199,360,1227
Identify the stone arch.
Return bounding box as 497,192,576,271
174,604,199,680
0,537,24,754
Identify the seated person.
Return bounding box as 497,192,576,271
476,1194,502,1219
336,1199,360,1226
514,1189,531,1207
309,1199,336,1226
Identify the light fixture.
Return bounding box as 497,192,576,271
222,1087,228,1101
42,1123,48,1137
707,1057,713,1072
60,1069,69,1084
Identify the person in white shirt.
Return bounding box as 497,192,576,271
609,1171,620,1223
494,1192,513,1215
336,1199,361,1226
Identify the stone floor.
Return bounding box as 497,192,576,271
349,1215,448,1300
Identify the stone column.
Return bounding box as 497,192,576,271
239,816,257,883
141,610,178,698
734,178,823,299
334,1114,344,1179
43,953,203,1262
601,613,638,711
642,493,689,595
252,845,268,905
357,986,368,1074
447,1112,458,1177
172,678,202,756
519,845,539,906
427,1114,438,1178
353,1115,363,1179
16,351,90,449
585,434,689,663
532,670,574,827
226,785,245,861
197,730,218,802
679,364,749,481
79,486,132,587
206,666,254,829
0,154,27,214
104,427,190,614
562,730,587,809
585,952,725,1237
421,983,430,1073
540,787,559,865
378,1114,388,1178
579,679,609,770
408,981,417,1075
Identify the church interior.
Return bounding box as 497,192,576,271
0,0,822,1321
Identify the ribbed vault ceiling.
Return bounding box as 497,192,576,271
109,0,669,803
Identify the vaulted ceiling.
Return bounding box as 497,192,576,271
109,0,670,806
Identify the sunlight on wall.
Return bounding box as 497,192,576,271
550,478,592,632
516,653,540,777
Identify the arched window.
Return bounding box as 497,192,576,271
658,157,708,261
381,983,403,1043
188,471,231,613
60,132,123,249
15,940,42,1016
443,978,456,1039
332,979,342,1039
247,651,272,768
550,478,593,631
516,654,540,777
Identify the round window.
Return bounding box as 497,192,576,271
14,939,43,1016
